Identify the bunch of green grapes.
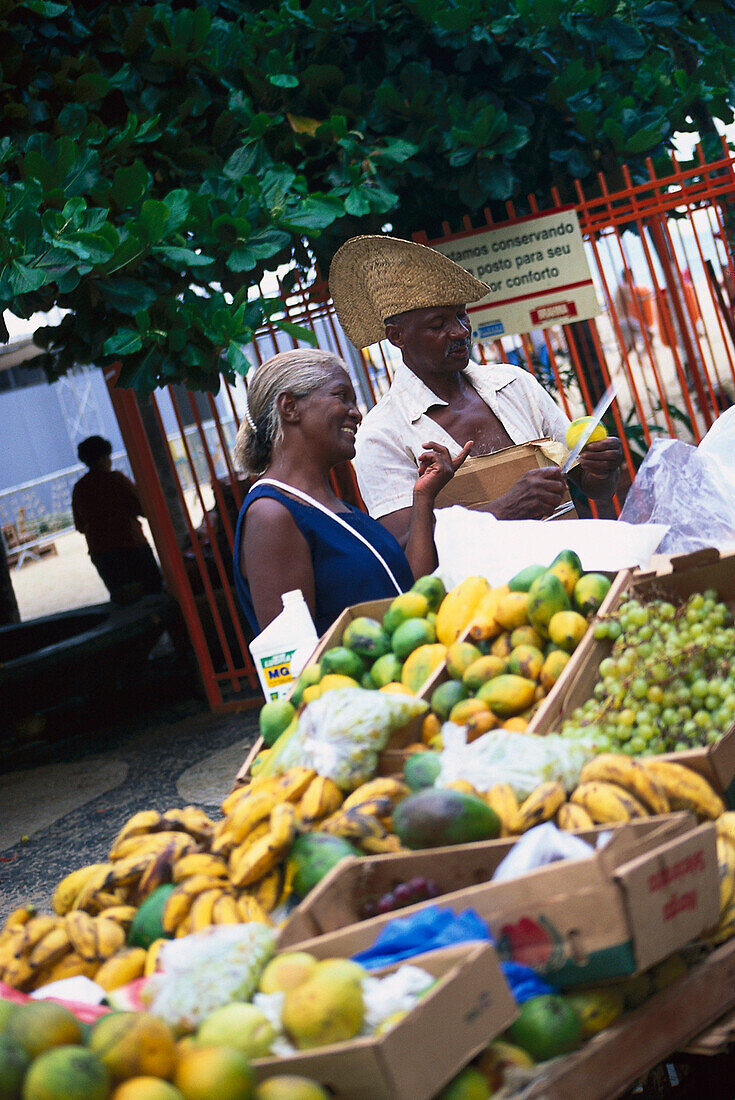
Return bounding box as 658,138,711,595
559,589,735,756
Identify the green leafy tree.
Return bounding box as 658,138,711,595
1,0,734,395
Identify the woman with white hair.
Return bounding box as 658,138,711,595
233,348,470,634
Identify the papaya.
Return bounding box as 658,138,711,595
548,549,583,598
401,643,447,692
445,641,483,680
435,576,491,646
465,586,506,642
127,885,176,949
494,592,530,632
462,655,507,692
540,649,571,692
573,572,612,616
404,751,442,791
508,564,547,592
411,574,447,613
382,592,429,635
431,679,469,720
342,617,391,659
548,610,588,652
510,624,545,650
449,697,491,725
527,572,570,639
392,618,436,660
490,632,513,659
506,644,544,681
289,833,360,898
476,674,537,718
393,789,501,848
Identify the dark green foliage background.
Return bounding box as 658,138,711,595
1,0,733,392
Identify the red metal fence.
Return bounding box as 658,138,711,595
108,144,735,710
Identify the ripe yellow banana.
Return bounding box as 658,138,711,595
579,755,670,815
320,808,388,842
145,938,167,975
269,802,297,848
717,834,735,919
444,780,480,796
230,829,291,889
227,821,271,876
161,874,225,934
1,955,34,991
65,911,100,961
227,789,281,845
15,915,58,955
211,893,240,925
639,760,725,820
236,894,271,925
342,778,408,811
161,806,214,841
95,917,126,960
134,841,179,904
338,795,394,823
556,802,595,831
28,923,71,969
249,867,282,913
110,830,194,863
221,783,251,816
173,853,229,882
570,781,647,824
298,776,344,823
53,863,110,916
108,811,165,857
484,784,520,837
717,812,735,845
511,781,566,833
3,906,36,930
188,887,226,932
72,864,117,914
273,767,317,802
360,834,404,854
40,950,97,983
94,947,147,991
97,905,138,930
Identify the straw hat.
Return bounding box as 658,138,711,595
329,235,491,349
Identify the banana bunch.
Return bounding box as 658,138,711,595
705,813,735,945
0,905,134,991
313,777,409,855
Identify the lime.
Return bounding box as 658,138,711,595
370,652,404,688
259,699,296,746
319,646,365,680
391,617,436,660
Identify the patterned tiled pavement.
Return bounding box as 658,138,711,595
0,697,259,920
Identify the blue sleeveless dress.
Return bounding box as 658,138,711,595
233,483,414,636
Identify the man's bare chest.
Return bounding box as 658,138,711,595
427,396,514,455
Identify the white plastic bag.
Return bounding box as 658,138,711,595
619,436,735,555
491,822,595,883
436,725,596,800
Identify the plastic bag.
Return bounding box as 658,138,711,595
143,923,276,1031
491,822,595,884
619,436,735,555
436,725,596,800
699,406,735,492
273,687,428,791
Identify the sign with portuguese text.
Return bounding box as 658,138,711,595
432,207,600,340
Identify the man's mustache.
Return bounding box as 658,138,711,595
447,338,470,354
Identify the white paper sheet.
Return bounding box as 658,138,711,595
434,506,668,588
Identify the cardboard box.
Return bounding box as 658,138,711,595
278,815,695,948
280,818,719,989
522,936,735,1100
527,548,735,801
251,941,517,1100
434,438,577,519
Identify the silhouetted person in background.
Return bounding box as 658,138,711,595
72,436,162,604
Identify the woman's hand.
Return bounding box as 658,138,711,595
413,440,474,502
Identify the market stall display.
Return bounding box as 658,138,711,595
5,553,735,1098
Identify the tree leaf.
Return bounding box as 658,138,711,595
20,0,67,14
103,328,143,355
275,319,318,346
8,261,46,294
98,278,157,314
138,199,171,244
111,161,150,208
268,74,299,88
344,189,371,216
227,339,251,376
153,245,214,267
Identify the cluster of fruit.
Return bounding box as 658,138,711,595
421,553,611,741
410,755,725,844
358,876,441,919
708,812,735,944
0,996,329,1100
560,588,735,755
0,772,418,995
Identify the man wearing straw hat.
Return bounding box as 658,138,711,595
329,235,622,542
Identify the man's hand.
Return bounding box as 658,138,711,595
491,467,567,520
413,440,473,502
577,437,623,481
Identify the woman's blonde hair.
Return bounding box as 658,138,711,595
234,347,346,475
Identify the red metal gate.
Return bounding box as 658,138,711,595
108,144,735,711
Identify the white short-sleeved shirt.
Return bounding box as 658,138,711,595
353,361,571,519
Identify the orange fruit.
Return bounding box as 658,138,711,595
7,1000,82,1058
112,1079,186,1100
89,1012,177,1083
174,1046,254,1100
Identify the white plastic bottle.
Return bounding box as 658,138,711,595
249,589,318,703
